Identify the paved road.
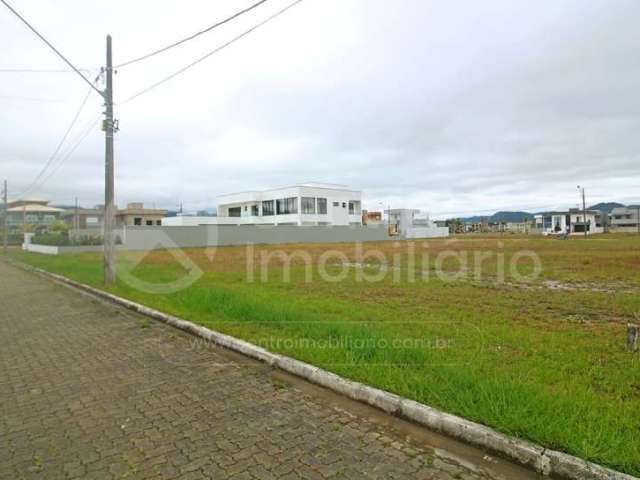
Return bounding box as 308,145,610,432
0,261,535,480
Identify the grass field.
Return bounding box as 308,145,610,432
8,233,640,475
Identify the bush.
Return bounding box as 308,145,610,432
33,233,104,246
32,233,70,246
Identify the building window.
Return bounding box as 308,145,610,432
228,207,241,217
333,202,339,207
156,220,162,225
262,200,274,216
244,206,248,211
134,217,142,226
301,197,316,214
277,197,298,215
146,220,153,226
251,205,259,216
348,201,361,215
342,202,346,208
317,198,327,215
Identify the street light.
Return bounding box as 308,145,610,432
577,185,587,237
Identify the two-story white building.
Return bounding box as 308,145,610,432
163,183,363,226
534,209,604,235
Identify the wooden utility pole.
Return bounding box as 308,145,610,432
2,180,7,255
104,35,116,284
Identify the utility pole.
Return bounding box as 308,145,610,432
75,196,79,231
2,180,7,255
577,185,587,238
103,35,116,285
637,205,639,235
582,187,587,238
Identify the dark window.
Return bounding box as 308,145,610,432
333,202,339,207
156,220,162,225
146,220,153,226
301,197,316,214
134,217,142,226
317,198,327,215
251,205,259,216
277,197,298,215
262,200,274,216
228,207,241,217
342,202,347,208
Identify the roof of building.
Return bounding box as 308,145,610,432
117,207,167,215
61,208,104,216
218,183,360,199
7,204,64,213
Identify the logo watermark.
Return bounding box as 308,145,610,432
246,240,542,285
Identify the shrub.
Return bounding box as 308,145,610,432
33,233,104,246
32,233,70,246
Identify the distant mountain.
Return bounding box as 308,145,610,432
588,202,624,214
460,211,534,224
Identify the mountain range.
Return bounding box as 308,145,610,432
457,203,628,223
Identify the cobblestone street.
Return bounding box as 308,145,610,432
0,261,535,479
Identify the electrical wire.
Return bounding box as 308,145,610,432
0,0,104,97
116,0,270,68
16,85,95,197
119,0,304,105
37,114,102,188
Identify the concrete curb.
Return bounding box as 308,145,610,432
9,260,637,480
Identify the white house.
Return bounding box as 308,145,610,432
163,183,363,226
387,209,449,238
534,209,604,235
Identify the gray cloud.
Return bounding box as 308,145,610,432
1,0,639,217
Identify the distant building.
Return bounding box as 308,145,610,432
387,209,449,238
4,199,64,232
610,206,640,232
116,203,167,227
62,207,104,229
504,221,531,234
163,183,363,226
534,209,604,235
362,210,382,225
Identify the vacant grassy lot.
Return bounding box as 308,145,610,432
7,233,640,475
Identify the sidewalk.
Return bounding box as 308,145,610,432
0,261,533,479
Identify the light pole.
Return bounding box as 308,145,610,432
577,185,587,238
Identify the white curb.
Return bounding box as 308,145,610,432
10,260,637,480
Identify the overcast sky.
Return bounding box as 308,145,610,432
1,0,639,217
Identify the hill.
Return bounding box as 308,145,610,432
588,202,624,214
460,211,534,224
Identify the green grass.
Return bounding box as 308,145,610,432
6,234,640,475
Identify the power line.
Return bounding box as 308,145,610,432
119,0,304,105
37,114,102,188
17,85,95,197
116,0,270,68
0,0,104,97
